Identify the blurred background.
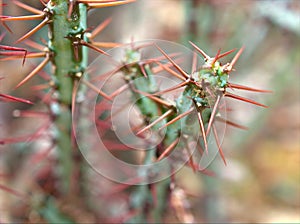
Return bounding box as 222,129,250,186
1,0,299,223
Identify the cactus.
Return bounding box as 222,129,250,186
0,1,270,223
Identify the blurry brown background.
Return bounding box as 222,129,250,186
0,0,299,223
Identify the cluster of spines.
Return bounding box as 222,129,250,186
87,42,271,221
0,1,271,222
95,43,271,168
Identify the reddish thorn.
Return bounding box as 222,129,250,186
0,184,25,198
131,87,173,108
13,0,44,15
154,81,188,96
225,92,268,108
155,44,190,79
206,94,221,136
90,17,112,39
228,83,273,93
0,93,33,104
15,56,49,89
217,48,236,60
189,41,210,61
81,41,110,56
184,141,197,172
159,107,194,131
212,125,227,165
196,110,208,154
157,137,180,161
139,64,148,78
216,117,248,130
211,48,221,65
153,60,185,81
227,46,244,72
16,18,48,43
81,79,112,101
136,109,173,136
191,51,198,74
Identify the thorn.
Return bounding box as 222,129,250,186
196,109,208,154
225,92,268,108
159,107,194,131
91,41,121,48
191,51,198,74
216,117,248,130
13,0,44,15
12,110,48,118
0,184,25,198
24,39,46,51
184,140,197,172
15,56,50,89
153,60,185,81
38,0,47,7
0,93,33,104
157,137,179,161
16,18,49,43
131,87,174,108
68,0,76,18
226,46,244,72
0,52,46,62
136,109,173,135
155,44,190,79
81,79,112,101
90,17,112,39
139,63,148,78
109,83,129,99
189,41,210,61
153,81,189,96
216,48,236,60
0,45,27,65
211,48,221,65
80,40,110,56
1,21,12,33
206,94,221,136
212,125,227,165
228,83,273,93
2,14,45,21
87,0,136,8
71,78,79,118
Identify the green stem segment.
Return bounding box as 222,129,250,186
48,0,88,194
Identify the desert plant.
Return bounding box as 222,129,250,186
0,0,270,223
